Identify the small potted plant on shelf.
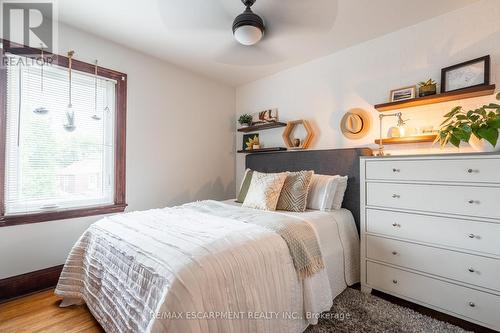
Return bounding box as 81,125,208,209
436,92,500,152
418,79,437,97
238,114,253,127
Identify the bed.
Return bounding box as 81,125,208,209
55,148,372,333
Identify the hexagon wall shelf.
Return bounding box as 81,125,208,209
282,120,315,149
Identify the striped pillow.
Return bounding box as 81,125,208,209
276,170,314,212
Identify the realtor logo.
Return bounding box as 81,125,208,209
1,1,56,53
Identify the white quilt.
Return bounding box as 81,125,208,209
55,200,359,333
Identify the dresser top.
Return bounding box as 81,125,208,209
361,151,500,159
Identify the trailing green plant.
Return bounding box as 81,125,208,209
436,92,500,148
238,114,253,126
418,79,436,87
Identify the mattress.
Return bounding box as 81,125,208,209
56,200,360,333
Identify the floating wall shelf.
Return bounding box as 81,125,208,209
237,147,287,154
375,84,496,112
374,135,437,145
237,122,287,133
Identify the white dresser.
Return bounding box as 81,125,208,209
360,153,500,331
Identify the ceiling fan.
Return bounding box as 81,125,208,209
158,0,337,65
232,0,265,46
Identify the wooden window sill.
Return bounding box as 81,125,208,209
0,203,127,227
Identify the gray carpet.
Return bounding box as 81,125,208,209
305,288,471,333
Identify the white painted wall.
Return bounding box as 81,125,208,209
235,0,500,188
0,24,236,279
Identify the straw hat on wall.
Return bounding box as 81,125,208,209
340,108,371,139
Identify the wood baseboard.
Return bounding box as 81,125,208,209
0,265,63,303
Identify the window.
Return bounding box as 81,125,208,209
0,42,127,226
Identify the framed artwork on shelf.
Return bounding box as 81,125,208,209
389,85,416,102
441,55,490,93
242,133,259,151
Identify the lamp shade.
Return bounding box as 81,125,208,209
234,25,263,46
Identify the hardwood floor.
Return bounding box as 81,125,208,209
0,289,103,333
1,287,494,332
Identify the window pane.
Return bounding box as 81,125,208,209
5,56,116,215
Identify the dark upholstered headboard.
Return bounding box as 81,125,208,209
246,148,373,231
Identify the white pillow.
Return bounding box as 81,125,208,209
242,171,288,211
306,174,348,211
331,175,348,210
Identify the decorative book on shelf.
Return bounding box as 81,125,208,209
375,84,496,112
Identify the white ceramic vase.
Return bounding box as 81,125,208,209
468,132,500,152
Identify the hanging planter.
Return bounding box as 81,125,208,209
64,50,76,132
91,60,102,121
33,45,49,115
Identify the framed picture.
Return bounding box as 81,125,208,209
441,55,490,93
390,86,416,102
242,133,259,151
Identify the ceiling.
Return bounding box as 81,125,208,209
58,0,478,86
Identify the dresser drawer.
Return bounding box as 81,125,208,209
366,182,500,219
365,158,500,183
366,209,500,256
367,261,500,330
366,235,500,292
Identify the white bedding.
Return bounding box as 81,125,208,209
55,200,359,333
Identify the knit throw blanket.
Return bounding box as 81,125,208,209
183,201,324,279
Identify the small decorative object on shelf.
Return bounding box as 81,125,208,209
251,108,279,125
441,55,490,93
238,113,253,127
282,119,315,150
435,92,500,152
242,133,259,151
418,78,437,97
389,85,416,102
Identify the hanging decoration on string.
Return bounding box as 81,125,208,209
33,44,49,115
91,60,101,121
64,50,76,132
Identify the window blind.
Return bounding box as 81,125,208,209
5,55,116,215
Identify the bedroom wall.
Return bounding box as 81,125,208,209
0,24,236,279
235,0,500,188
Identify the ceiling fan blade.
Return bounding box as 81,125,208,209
257,0,338,35
214,41,284,66
158,0,234,31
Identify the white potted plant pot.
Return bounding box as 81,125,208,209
469,132,500,152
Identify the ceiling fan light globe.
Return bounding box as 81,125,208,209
234,25,263,46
